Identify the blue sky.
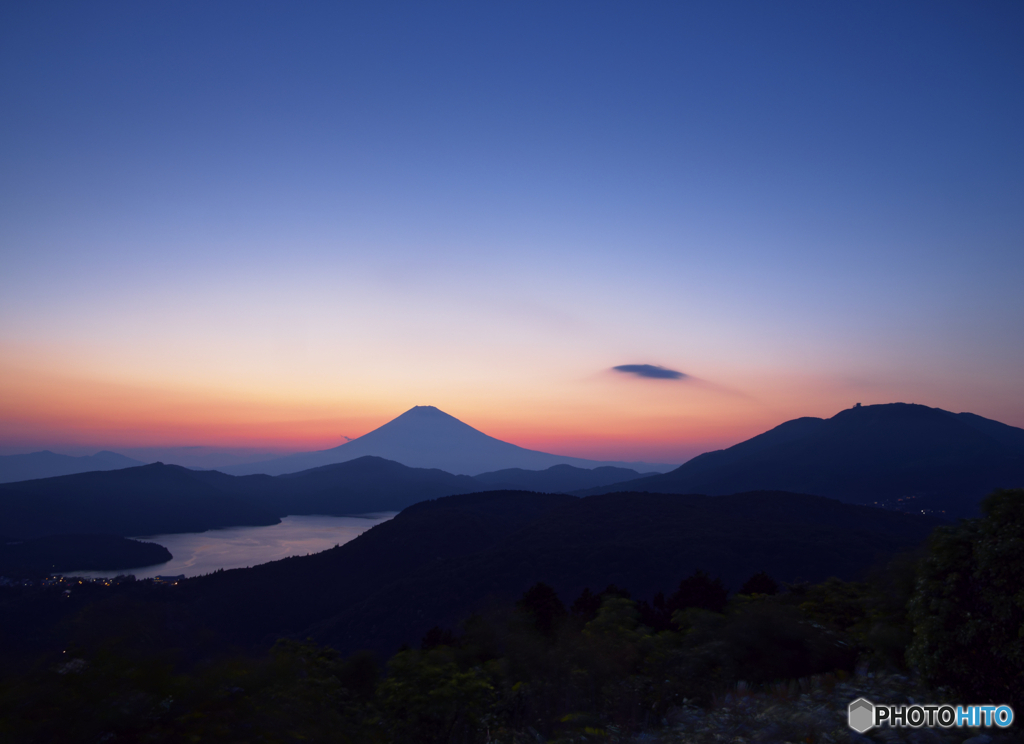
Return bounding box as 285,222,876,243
1,1,1022,462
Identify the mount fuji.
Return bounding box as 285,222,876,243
222,406,679,476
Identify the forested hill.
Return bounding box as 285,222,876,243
580,403,1024,516
473,464,648,492
0,535,172,576
158,488,938,658
0,456,656,540
0,457,484,539
0,464,280,539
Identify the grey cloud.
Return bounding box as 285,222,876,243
613,364,687,380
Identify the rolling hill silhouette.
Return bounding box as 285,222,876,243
0,464,281,539
143,489,939,657
194,456,483,515
473,464,650,492
0,456,485,539
0,450,145,484
222,405,678,476
0,535,172,577
8,402,1020,541
580,403,1024,516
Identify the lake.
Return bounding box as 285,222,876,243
67,512,398,580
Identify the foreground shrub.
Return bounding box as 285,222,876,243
908,488,1024,708
378,646,497,744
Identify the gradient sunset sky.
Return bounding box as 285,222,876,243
2,2,1022,466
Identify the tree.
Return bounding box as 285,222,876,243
637,591,674,631
572,584,632,623
667,570,728,615
421,626,458,650
516,582,566,637
378,647,496,744
570,587,602,621
907,489,1024,708
740,571,779,596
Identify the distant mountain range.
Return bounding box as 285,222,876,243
3,402,1022,542
0,450,144,484
581,403,1024,516
19,404,1021,515
222,405,679,476
0,456,653,540
0,407,675,482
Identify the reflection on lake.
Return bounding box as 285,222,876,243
67,513,397,580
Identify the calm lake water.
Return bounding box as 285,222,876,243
67,513,397,580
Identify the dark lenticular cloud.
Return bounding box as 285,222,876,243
613,364,687,380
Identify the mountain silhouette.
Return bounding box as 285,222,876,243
222,405,679,476
151,489,938,657
0,463,281,539
0,456,485,539
191,455,484,515
0,535,172,577
0,450,145,484
473,464,650,492
580,403,1024,515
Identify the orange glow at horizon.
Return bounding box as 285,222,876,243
4,342,1022,463
0,358,773,461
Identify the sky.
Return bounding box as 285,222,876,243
1,1,1023,466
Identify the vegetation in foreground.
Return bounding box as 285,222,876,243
1,489,1021,744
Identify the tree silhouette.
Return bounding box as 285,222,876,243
637,591,674,631
517,582,567,636
570,584,631,623
909,489,1024,710
740,571,779,596
571,587,601,621
420,626,458,650
600,583,631,600
667,570,728,614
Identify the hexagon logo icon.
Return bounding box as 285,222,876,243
848,698,875,733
